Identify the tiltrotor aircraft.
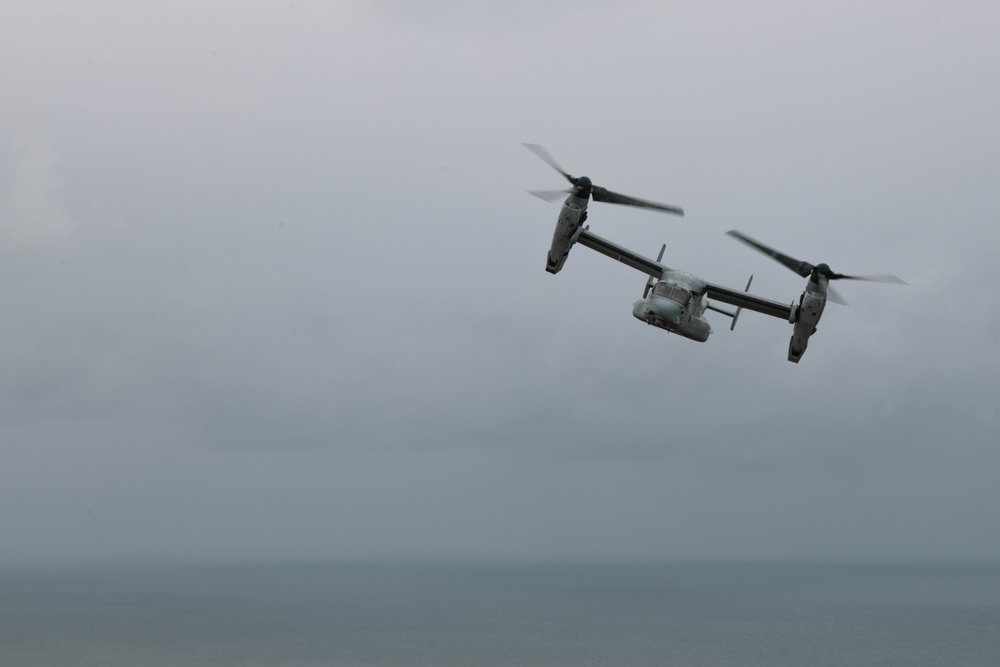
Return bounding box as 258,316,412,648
524,144,905,363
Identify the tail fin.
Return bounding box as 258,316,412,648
705,275,753,331
643,244,667,298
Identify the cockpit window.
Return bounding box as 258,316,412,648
652,283,672,298
652,283,692,306
668,288,691,305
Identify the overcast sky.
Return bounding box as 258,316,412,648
1,0,998,564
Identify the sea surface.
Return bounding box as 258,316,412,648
1,561,998,666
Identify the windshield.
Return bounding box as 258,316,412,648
653,283,691,306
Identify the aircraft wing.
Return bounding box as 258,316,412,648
704,281,793,321
576,229,664,280
576,229,793,321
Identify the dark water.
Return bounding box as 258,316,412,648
1,561,998,666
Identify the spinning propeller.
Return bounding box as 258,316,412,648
522,143,684,216
726,230,905,304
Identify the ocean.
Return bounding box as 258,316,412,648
1,561,998,666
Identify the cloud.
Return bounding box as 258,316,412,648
0,138,76,249
0,0,997,563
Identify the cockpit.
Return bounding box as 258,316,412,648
652,283,692,306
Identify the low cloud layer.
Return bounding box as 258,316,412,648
0,0,997,564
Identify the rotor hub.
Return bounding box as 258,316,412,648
571,175,593,197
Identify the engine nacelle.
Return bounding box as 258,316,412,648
545,196,589,274
787,290,826,363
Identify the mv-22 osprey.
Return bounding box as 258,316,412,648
523,144,905,363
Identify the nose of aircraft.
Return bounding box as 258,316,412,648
647,296,683,325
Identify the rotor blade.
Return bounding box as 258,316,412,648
831,272,908,284
726,230,814,278
827,285,849,306
521,143,575,185
528,189,571,203
591,186,684,215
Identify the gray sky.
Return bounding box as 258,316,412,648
1,0,998,564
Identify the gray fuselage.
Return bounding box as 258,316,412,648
632,271,713,342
